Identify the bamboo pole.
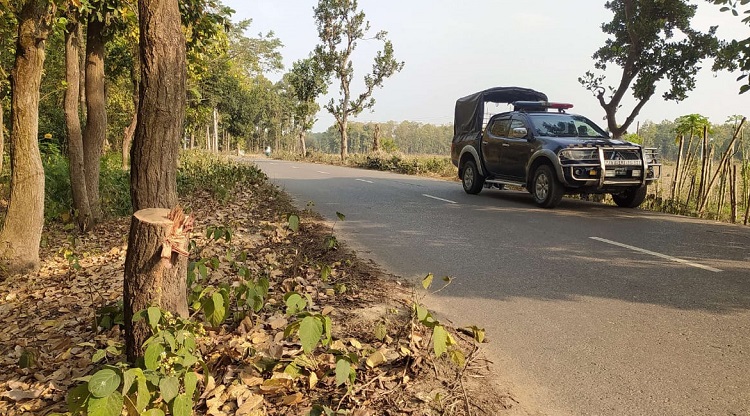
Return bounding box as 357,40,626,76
698,117,746,215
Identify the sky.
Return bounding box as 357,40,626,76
224,1,749,133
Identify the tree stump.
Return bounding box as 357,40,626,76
124,207,191,362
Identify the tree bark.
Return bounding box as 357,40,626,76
130,0,186,211
64,17,92,232
83,18,106,223
0,96,5,174
372,123,380,152
126,0,187,359
0,1,52,275
122,41,140,171
124,207,189,361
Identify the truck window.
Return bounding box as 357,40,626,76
488,117,511,137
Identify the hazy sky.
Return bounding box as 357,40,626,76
224,1,749,132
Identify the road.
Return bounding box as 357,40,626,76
250,157,750,416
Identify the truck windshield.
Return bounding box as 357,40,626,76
528,113,608,138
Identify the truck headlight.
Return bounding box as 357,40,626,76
559,149,597,161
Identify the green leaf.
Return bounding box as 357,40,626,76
159,376,180,404
321,264,331,282
142,409,166,416
203,292,226,327
285,293,306,315
184,372,198,399
421,273,434,290
335,359,350,386
374,322,387,341
91,349,107,363
144,342,164,371
415,303,431,324
288,214,300,231
147,307,161,330
335,211,345,221
299,316,324,354
66,383,90,414
136,376,150,412
323,315,332,346
171,393,192,416
121,368,143,396
449,349,466,367
433,325,448,358
465,325,486,343
87,391,123,416
88,369,121,398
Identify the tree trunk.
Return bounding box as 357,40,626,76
671,134,684,204
124,207,189,361
372,123,380,152
211,107,218,153
122,41,140,171
0,96,5,174
126,0,187,362
299,131,306,157
78,23,86,120
82,18,106,223
130,0,186,211
0,1,52,275
340,118,348,160
64,17,92,232
730,164,738,223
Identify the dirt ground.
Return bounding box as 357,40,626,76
0,177,527,415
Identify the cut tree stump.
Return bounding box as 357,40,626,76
124,207,191,362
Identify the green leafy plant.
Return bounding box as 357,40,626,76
411,273,484,368
65,307,206,416
324,211,345,250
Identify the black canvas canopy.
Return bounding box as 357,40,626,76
453,87,547,140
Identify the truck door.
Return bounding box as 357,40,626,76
498,117,533,180
481,115,511,176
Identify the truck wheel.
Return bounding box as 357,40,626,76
531,165,564,208
462,160,484,194
612,185,647,208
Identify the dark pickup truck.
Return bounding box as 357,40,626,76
450,87,661,208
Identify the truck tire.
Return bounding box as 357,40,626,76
612,185,647,208
462,160,484,194
531,165,564,208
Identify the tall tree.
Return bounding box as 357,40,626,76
64,7,93,232
124,0,188,360
0,0,54,274
708,0,750,93
312,0,403,160
285,57,328,156
579,0,719,138
82,11,107,223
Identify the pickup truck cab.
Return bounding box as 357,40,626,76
451,87,661,208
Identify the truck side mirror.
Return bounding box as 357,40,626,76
509,127,527,139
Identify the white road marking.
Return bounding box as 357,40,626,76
316,171,330,175
291,166,299,169
356,179,373,184
422,194,457,204
590,237,723,273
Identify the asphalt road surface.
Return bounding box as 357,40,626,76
249,157,750,416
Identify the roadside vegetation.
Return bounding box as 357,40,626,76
1,152,505,415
